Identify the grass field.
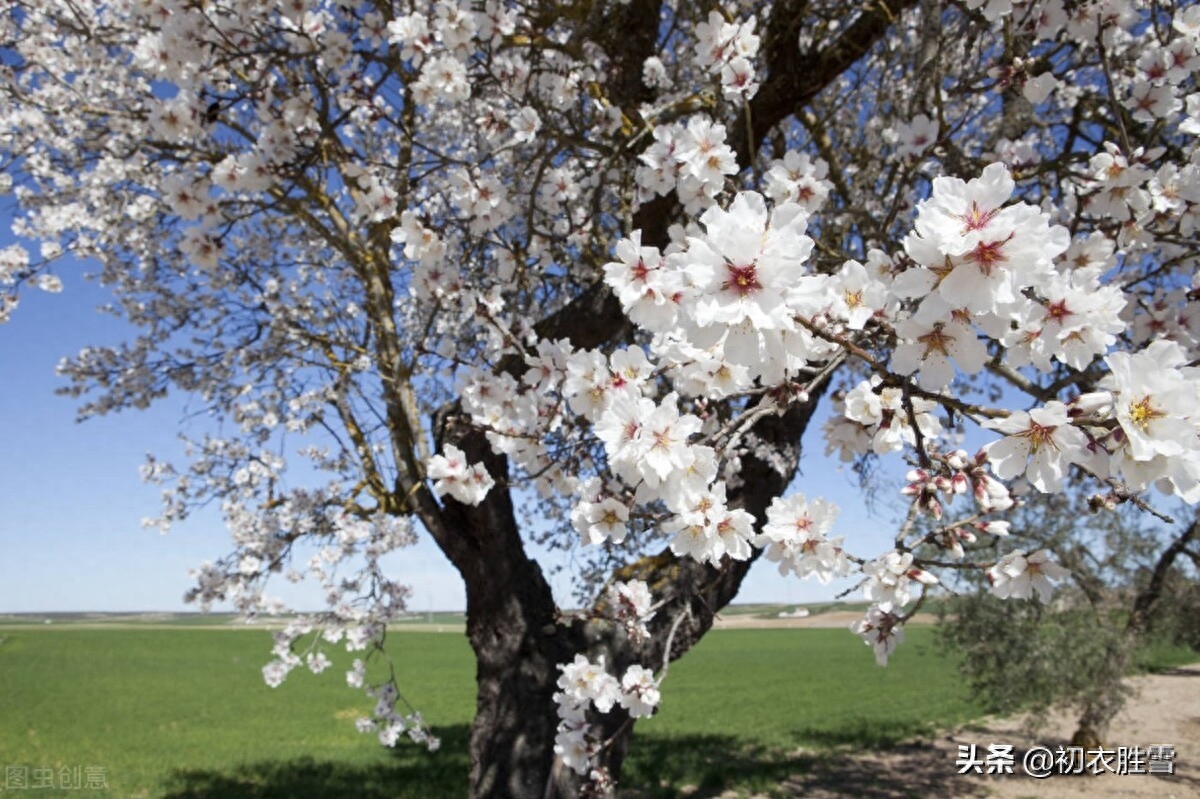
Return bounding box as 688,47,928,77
0,622,1190,798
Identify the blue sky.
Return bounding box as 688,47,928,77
0,225,910,614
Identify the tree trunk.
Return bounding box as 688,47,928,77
428,389,829,798
465,573,577,799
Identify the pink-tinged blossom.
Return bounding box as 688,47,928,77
636,123,685,199
694,11,760,71
1127,80,1181,123
900,163,1068,315
665,482,754,566
563,349,612,420
754,493,850,582
638,394,703,487
862,551,931,613
720,55,759,100
618,665,660,718
763,151,832,212
306,651,331,674
665,514,717,563
988,549,1070,603
556,654,621,714
829,259,890,330
982,401,1089,492
553,727,592,775
427,444,495,505
1102,341,1199,462
603,233,682,332
572,496,630,546
676,117,738,188
385,13,434,63
592,394,655,483
262,658,293,688
1100,341,1200,501
893,113,939,159
1002,265,1126,372
836,377,943,457
667,191,834,382
683,192,811,328
852,606,906,666
413,53,471,104
1086,143,1154,222
606,580,655,643
891,309,989,391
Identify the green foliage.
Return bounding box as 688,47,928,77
1131,637,1200,673
1146,568,1200,653
0,625,983,798
937,593,1131,728
935,485,1199,738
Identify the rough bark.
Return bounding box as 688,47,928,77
423,409,577,798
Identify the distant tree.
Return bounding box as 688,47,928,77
939,491,1198,747
1151,556,1200,650
3,1,1200,797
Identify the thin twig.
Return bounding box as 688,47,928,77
658,603,693,682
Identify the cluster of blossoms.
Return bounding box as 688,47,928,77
753,493,851,582
259,616,439,752
825,377,943,461
605,190,836,386
357,683,440,751
851,605,907,667
604,579,656,643
553,655,661,777
693,10,761,101
635,116,740,212
900,449,1015,522
976,342,1200,503
862,551,938,616
763,152,834,212
426,445,496,506
893,164,1073,390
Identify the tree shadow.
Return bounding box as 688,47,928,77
772,738,992,799
161,726,994,799
621,733,801,797
789,718,948,750
1145,665,1200,676
621,732,991,799
161,726,470,799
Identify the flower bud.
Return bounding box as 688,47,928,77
907,567,939,585
946,449,968,470
1069,391,1113,418
976,520,1011,536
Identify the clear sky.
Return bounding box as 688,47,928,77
0,221,908,614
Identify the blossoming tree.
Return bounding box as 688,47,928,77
3,0,1200,796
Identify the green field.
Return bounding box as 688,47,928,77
0,623,1070,797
